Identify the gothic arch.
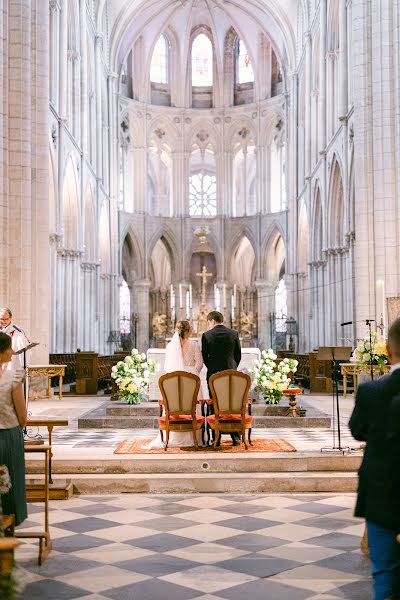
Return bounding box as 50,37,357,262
122,230,144,284
228,234,256,287
328,156,345,247
262,224,286,282
148,227,179,281
61,155,80,248
184,231,222,282
49,141,58,234
298,200,309,273
312,185,324,260
84,183,96,261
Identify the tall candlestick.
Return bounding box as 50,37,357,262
214,284,217,309
189,284,192,309
179,283,183,309
223,283,227,310
233,284,237,308
376,279,386,339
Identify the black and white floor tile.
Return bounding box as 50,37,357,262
17,493,371,600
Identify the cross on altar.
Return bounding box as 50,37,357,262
196,265,213,306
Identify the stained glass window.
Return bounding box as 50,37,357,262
150,35,168,84
189,173,217,216
192,34,213,86
237,39,254,84
275,278,287,333
120,279,130,334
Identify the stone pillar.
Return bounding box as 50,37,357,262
255,281,275,350
0,0,50,363
95,33,103,176
319,0,327,151
338,0,348,119
304,32,312,177
135,280,151,351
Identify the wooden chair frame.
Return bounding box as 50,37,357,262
158,371,202,451
208,370,252,449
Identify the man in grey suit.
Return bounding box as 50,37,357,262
201,311,242,445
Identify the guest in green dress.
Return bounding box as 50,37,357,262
0,332,27,525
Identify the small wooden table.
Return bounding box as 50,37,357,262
27,365,66,400
340,363,390,398
26,419,68,484
17,445,52,565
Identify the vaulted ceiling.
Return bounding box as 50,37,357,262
97,0,308,72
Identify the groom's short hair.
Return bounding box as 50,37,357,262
207,311,223,323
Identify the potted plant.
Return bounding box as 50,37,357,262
250,349,299,404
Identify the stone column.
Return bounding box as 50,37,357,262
319,0,327,151
338,0,348,119
304,32,312,177
135,280,151,351
255,281,275,350
0,0,50,363
95,33,103,176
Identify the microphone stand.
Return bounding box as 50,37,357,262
366,319,374,381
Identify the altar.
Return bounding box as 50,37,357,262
147,345,260,401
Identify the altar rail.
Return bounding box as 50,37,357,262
49,352,128,395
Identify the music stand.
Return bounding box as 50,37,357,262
317,346,352,454
14,342,39,406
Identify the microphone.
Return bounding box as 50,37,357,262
340,321,353,327
13,324,31,344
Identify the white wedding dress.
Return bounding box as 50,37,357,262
143,334,209,448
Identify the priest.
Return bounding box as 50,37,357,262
0,307,29,369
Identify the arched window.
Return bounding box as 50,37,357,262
120,279,130,334
192,33,213,86
189,173,217,216
150,35,168,84
275,278,287,333
237,39,254,84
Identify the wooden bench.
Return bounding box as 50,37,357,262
17,445,52,565
26,419,69,485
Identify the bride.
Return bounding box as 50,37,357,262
144,320,208,448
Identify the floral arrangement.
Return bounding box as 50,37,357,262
111,349,156,404
352,331,388,369
249,349,299,404
0,465,11,495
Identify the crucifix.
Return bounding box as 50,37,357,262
196,265,213,306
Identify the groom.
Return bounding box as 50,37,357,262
201,311,242,446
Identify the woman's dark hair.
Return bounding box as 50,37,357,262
0,332,12,353
176,320,191,339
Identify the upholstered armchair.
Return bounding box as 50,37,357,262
207,370,253,449
158,371,204,451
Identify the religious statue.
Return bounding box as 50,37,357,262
240,311,254,338
197,305,209,335
152,312,167,338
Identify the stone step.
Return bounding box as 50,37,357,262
105,403,313,417
47,471,358,494
78,414,331,428
25,453,362,475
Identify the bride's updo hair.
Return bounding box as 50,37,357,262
176,320,191,339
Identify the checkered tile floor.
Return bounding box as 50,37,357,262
17,493,371,600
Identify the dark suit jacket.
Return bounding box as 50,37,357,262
349,368,400,530
201,325,241,380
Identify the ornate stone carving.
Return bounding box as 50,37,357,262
213,117,221,124
152,312,167,338
154,128,166,139
238,127,250,139
240,312,254,338
51,123,57,148
173,117,180,123
81,262,99,271
196,129,209,143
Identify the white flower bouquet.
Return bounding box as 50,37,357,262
249,349,299,404
111,349,156,404
352,331,388,369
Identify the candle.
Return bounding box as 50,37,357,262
170,283,173,302
214,284,217,309
189,284,192,309
233,284,237,308
179,283,183,309
223,283,226,309
376,279,386,338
